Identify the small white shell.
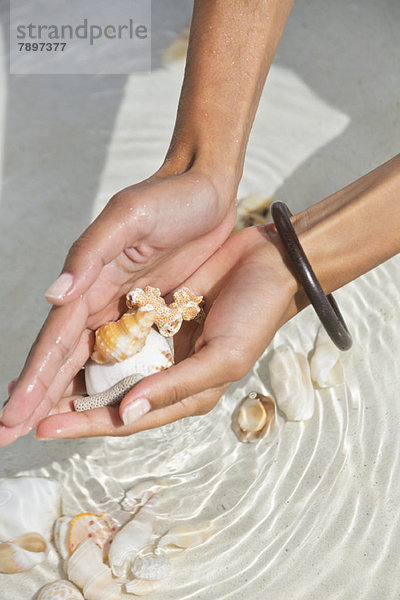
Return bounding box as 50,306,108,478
0,476,61,541
0,532,47,573
131,554,171,581
108,497,155,579
53,516,73,560
310,326,344,388
85,328,174,396
269,345,315,421
121,479,162,513
38,580,84,600
157,521,217,552
67,539,120,600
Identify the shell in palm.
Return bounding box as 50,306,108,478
91,307,156,364
86,328,174,396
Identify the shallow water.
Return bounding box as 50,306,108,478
1,1,400,598
2,255,399,600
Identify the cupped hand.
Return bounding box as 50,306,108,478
0,166,237,445
33,225,299,441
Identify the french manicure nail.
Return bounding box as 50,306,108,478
122,398,151,426
45,272,74,301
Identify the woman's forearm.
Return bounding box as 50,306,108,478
270,154,400,317
296,154,400,293
160,0,294,190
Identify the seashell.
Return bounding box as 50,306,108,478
53,516,72,560
126,286,203,337
131,554,171,581
232,391,275,443
0,476,61,542
0,532,47,573
268,345,315,421
86,328,174,396
54,512,118,560
67,538,120,600
108,496,156,579
157,521,217,552
310,326,344,388
38,580,84,600
169,287,204,321
233,193,273,232
125,577,164,596
92,307,156,364
162,23,190,65
121,479,162,513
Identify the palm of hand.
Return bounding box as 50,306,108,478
33,226,294,440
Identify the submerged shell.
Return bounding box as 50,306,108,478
54,512,118,559
310,326,344,388
157,521,217,552
126,286,203,337
269,345,315,421
67,539,120,600
92,308,156,364
38,580,84,600
0,532,47,573
0,476,61,542
121,479,162,513
86,328,174,396
131,554,171,581
232,392,275,442
108,497,156,579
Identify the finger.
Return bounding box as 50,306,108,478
118,340,245,427
35,386,227,440
1,299,88,428
44,199,144,305
7,378,18,396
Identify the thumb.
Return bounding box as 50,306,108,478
45,217,132,305
118,342,244,426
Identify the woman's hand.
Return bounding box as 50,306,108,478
32,225,298,440
0,166,237,446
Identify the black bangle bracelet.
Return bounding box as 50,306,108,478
270,201,352,351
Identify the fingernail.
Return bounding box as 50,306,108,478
45,272,74,301
122,398,151,426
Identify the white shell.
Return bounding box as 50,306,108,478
108,497,155,579
53,516,73,560
0,477,61,541
38,580,84,600
67,539,120,600
268,345,315,421
157,521,217,552
85,328,174,395
125,578,164,596
310,326,344,388
121,479,162,512
131,554,171,581
0,532,47,573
